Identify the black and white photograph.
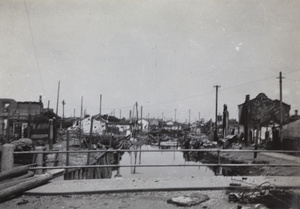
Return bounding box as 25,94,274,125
0,0,300,208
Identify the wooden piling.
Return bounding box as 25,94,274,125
35,146,44,175
0,173,53,201
49,119,54,150
1,144,15,172
66,131,70,180
0,165,29,181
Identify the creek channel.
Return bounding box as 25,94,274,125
111,144,215,178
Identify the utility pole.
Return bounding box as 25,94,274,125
136,102,138,131
56,81,60,115
120,110,122,119
79,96,83,148
136,102,138,120
277,72,284,144
141,105,143,131
62,100,65,124
174,109,177,122
99,94,102,116
47,100,50,117
162,112,164,121
62,100,65,118
189,109,191,126
214,85,221,141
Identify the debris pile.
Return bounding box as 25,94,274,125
228,182,300,209
167,193,210,207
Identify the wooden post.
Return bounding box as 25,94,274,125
56,81,60,115
189,109,191,127
278,72,284,144
79,96,83,149
6,115,10,144
114,151,122,177
141,105,143,131
136,102,138,131
174,109,176,122
35,146,44,175
99,94,102,116
62,100,65,128
110,128,113,148
1,144,15,172
66,130,70,180
214,85,220,141
217,149,222,175
49,119,53,150
139,145,142,164
254,123,260,159
87,116,94,166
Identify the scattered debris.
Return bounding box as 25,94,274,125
167,193,209,207
17,199,29,205
227,182,300,209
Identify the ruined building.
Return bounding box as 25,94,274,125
238,93,290,146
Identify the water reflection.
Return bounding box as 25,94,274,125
113,145,214,178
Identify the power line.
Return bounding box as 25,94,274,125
58,71,300,114
23,0,45,95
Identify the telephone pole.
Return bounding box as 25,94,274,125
189,109,191,126
99,94,102,116
56,81,60,115
77,96,83,148
277,72,284,144
141,105,143,131
62,100,65,120
174,109,177,122
214,85,221,141
61,99,65,129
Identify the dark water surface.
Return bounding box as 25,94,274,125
112,145,214,178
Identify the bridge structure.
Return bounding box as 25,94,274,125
1,144,300,198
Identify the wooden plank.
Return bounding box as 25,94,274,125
0,165,29,182
0,173,53,201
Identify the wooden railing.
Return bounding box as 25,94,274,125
7,148,300,179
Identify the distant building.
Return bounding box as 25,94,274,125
282,119,300,150
290,110,300,122
0,97,58,143
148,119,160,129
73,115,107,135
238,93,290,145
138,119,149,132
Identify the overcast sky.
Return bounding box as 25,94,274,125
0,0,299,122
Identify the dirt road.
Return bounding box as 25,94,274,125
0,191,268,209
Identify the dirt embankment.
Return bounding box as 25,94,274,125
187,149,300,176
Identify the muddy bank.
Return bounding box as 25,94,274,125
183,149,300,176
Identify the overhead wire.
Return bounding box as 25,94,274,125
62,70,297,117
23,0,45,95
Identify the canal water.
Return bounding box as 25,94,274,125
112,145,214,178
